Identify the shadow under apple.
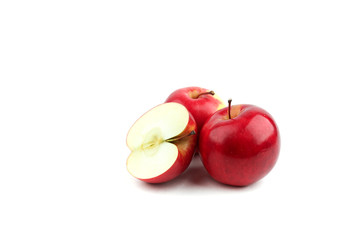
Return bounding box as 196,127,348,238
137,154,263,192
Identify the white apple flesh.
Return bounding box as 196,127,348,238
126,102,197,183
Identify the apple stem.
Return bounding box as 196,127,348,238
228,98,232,119
197,90,215,98
165,130,196,143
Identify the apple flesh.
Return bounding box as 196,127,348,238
165,86,225,131
199,102,280,186
126,102,197,183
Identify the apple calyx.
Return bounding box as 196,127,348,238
228,98,232,119
196,90,215,98
165,130,196,143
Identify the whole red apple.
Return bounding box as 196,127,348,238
199,100,280,186
165,86,225,131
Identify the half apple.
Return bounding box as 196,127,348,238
126,102,197,183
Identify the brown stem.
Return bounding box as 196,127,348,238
228,99,232,119
197,90,215,98
165,130,196,143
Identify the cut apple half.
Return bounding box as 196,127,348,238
126,102,197,183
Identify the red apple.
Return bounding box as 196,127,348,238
165,87,225,131
199,100,280,186
126,102,197,183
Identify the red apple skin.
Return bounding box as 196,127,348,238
165,87,225,131
199,104,280,186
135,113,197,184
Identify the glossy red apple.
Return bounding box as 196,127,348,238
126,102,197,183
165,86,225,131
199,100,280,186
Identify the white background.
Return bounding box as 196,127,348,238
1,0,359,239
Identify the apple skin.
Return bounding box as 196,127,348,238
199,104,280,186
128,112,198,184
165,87,225,131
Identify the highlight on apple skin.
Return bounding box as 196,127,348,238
126,102,197,183
199,100,280,187
165,86,225,131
